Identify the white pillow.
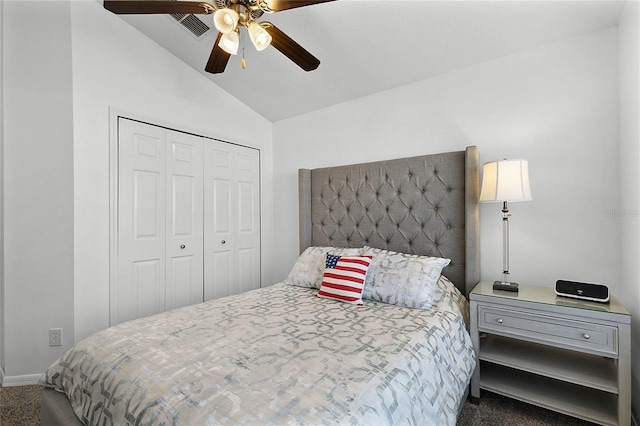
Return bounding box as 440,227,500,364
285,246,363,289
360,246,450,309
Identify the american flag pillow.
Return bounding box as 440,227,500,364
317,254,373,305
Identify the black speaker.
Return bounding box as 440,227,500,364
555,280,609,303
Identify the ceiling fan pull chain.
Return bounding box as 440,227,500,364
242,47,247,69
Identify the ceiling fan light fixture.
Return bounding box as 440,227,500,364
247,21,272,51
103,0,333,74
218,30,239,55
213,8,239,33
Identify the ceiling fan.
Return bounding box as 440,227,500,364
103,0,335,73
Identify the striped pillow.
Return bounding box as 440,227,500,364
317,254,373,305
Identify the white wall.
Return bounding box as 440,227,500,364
0,0,273,380
618,0,640,420
2,1,75,379
274,28,621,295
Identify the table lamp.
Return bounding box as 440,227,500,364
480,159,532,292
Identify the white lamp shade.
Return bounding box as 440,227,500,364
479,159,532,202
213,8,239,34
248,22,272,51
218,30,239,55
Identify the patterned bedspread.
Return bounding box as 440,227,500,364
40,281,475,425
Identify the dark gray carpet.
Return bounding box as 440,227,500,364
1,385,595,425
0,385,41,426
458,391,595,426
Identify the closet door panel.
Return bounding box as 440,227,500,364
133,171,163,239
117,119,167,323
237,248,257,294
204,144,234,300
212,179,232,238
235,149,261,293
204,141,260,301
210,251,232,299
170,256,195,308
134,259,164,319
165,130,204,310
237,181,255,233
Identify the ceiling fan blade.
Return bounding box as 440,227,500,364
205,33,231,74
263,23,320,71
262,0,336,12
103,1,215,15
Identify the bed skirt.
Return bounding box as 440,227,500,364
41,388,83,426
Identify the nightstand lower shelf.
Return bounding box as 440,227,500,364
480,361,618,425
480,334,618,393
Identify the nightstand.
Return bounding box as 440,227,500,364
470,281,631,426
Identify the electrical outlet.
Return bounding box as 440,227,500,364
49,328,62,346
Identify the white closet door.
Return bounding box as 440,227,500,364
116,119,204,325
204,141,260,301
117,119,167,323
234,149,261,294
165,130,204,310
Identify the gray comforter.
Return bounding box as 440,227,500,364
40,280,475,425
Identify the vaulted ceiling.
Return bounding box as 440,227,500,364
113,0,626,122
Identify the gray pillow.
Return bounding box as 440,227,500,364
361,246,450,309
285,246,363,289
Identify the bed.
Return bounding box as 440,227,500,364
40,146,480,425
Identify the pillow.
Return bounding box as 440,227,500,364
285,246,363,289
317,254,373,305
360,246,450,310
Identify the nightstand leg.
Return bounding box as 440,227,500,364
618,322,631,426
470,300,480,401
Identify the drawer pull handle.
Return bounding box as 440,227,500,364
497,318,503,324
583,333,590,340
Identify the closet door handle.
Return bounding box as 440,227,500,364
221,240,226,244
180,244,186,249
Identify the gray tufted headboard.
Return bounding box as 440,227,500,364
298,146,480,297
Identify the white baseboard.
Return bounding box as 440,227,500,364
1,373,41,387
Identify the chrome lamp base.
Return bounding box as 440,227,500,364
493,201,519,293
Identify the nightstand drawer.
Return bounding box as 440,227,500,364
478,306,618,356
